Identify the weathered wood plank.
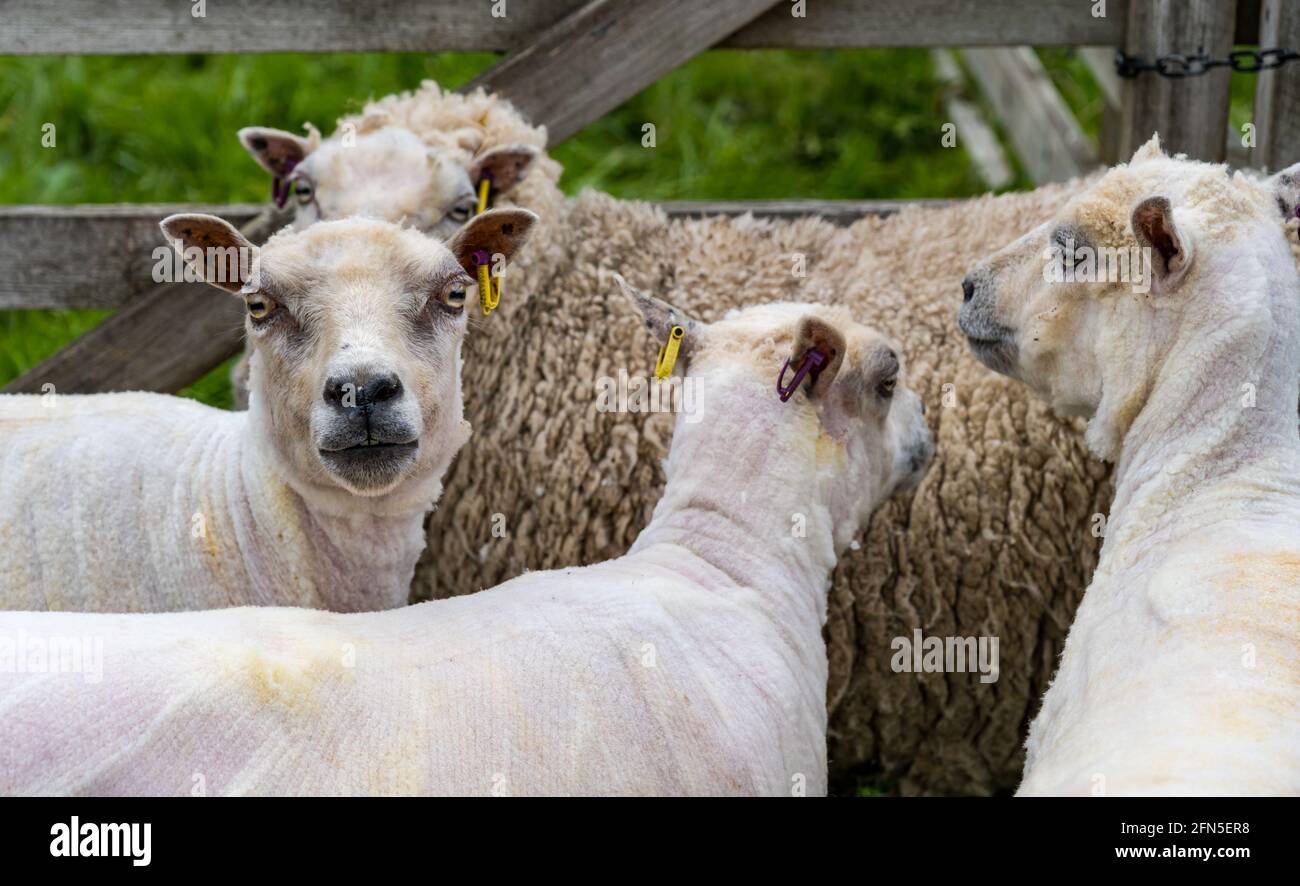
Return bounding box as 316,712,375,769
930,50,1014,190
0,0,1267,55
0,0,1117,54
963,48,1098,184
0,0,584,54
2,207,288,395
1079,46,1122,108
5,287,246,396
465,0,783,145
0,199,947,313
727,0,1125,48
1254,0,1300,172
0,204,263,310
1119,0,1237,162
662,198,952,222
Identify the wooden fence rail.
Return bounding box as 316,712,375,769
0,199,936,311
1,0,1150,55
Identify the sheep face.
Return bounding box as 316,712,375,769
710,303,934,534
160,209,537,499
958,135,1278,442
616,278,933,547
239,123,538,240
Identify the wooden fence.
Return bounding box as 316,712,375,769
2,0,1297,395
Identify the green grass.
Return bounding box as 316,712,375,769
554,49,985,200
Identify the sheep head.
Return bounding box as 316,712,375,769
160,209,537,503
958,134,1291,459
239,123,538,240
615,276,933,550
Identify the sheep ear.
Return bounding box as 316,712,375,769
1267,163,1300,222
470,144,539,194
160,214,259,294
1132,196,1193,293
446,208,538,274
238,125,317,178
613,275,700,356
791,315,846,399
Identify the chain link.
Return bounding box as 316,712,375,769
1115,47,1300,79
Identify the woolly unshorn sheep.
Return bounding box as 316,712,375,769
230,85,554,408
235,82,1298,794
0,291,932,796
0,208,535,613
961,137,1300,795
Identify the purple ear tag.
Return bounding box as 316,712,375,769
776,348,828,402
271,159,299,209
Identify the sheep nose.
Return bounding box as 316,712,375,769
360,374,403,405
961,275,976,303
323,373,404,409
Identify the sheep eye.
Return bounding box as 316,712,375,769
445,287,466,308
295,182,314,204
246,297,276,320
448,202,473,222
877,375,897,399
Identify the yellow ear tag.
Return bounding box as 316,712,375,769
476,261,502,316
654,325,685,380
475,178,491,216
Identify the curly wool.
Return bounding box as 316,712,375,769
341,80,562,200
412,168,1114,793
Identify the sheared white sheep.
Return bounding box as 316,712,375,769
235,82,1298,793
0,208,536,613
959,136,1300,795
0,287,933,796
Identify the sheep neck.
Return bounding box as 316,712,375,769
1099,232,1300,574
630,368,840,623
236,409,436,611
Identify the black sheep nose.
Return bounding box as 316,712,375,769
961,276,976,303
323,374,403,409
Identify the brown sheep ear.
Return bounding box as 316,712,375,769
469,144,539,194
1132,195,1193,292
160,214,259,294
238,125,317,178
613,274,701,356
792,315,846,399
446,208,538,275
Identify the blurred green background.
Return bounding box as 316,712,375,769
0,48,1253,408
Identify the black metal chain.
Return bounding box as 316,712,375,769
1115,47,1300,79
